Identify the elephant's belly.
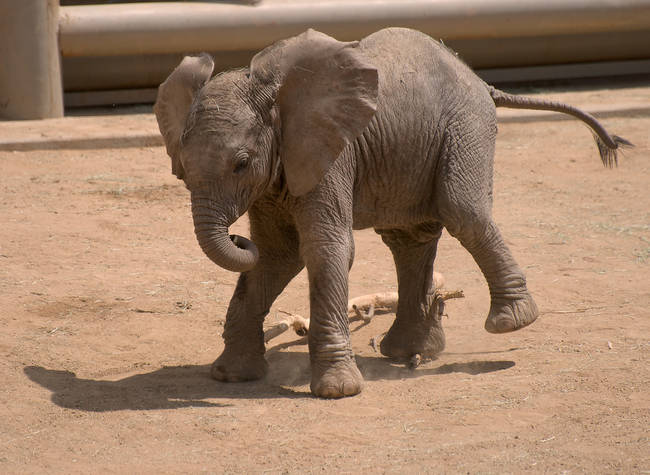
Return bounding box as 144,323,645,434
352,195,439,230
351,149,441,230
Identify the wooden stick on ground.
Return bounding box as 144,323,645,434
263,272,457,345
263,311,309,343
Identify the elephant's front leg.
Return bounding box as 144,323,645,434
211,208,303,382
299,223,362,398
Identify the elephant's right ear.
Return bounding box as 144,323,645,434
250,30,378,197
154,54,214,179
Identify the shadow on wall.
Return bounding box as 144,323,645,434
24,348,515,411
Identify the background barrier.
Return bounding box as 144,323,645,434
2,0,650,117
0,0,64,119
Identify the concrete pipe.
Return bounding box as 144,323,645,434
58,0,650,57
0,0,63,119
61,29,650,93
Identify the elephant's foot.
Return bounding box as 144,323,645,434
380,320,445,360
484,292,539,334
211,348,268,382
310,354,363,399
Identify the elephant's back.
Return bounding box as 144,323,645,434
359,27,491,120
351,28,495,229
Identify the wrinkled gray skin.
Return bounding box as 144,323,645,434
154,28,630,398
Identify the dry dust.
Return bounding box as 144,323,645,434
1,87,649,473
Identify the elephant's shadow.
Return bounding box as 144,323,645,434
24,344,515,411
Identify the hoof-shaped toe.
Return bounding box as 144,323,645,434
485,293,539,334
211,351,268,382
310,358,363,399
380,323,445,360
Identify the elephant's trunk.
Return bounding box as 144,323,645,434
191,193,259,273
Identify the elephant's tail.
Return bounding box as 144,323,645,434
488,85,633,168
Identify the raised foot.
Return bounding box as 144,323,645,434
310,356,363,398
484,292,539,334
380,322,445,360
211,350,268,382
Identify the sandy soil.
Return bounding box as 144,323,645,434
1,86,649,473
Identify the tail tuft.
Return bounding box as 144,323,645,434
594,134,634,168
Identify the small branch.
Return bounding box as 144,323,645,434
351,302,376,324
263,322,290,343
369,332,386,353
263,272,463,346
348,292,397,315
365,302,375,322
290,315,309,336
439,290,464,301
352,304,364,321
264,312,309,343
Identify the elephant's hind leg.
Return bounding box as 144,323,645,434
377,225,446,359
436,127,539,334
450,218,538,333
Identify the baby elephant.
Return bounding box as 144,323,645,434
154,27,630,398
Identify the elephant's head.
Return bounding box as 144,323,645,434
154,30,378,273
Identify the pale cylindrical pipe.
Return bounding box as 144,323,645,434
0,0,63,119
60,30,650,93
58,0,650,57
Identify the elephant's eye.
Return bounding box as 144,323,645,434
233,151,249,174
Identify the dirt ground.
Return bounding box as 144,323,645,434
1,85,649,473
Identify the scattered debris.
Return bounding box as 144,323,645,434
175,300,192,312
542,306,606,315
369,333,385,353
408,353,422,369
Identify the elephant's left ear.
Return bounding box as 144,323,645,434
154,54,215,180
250,29,378,196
